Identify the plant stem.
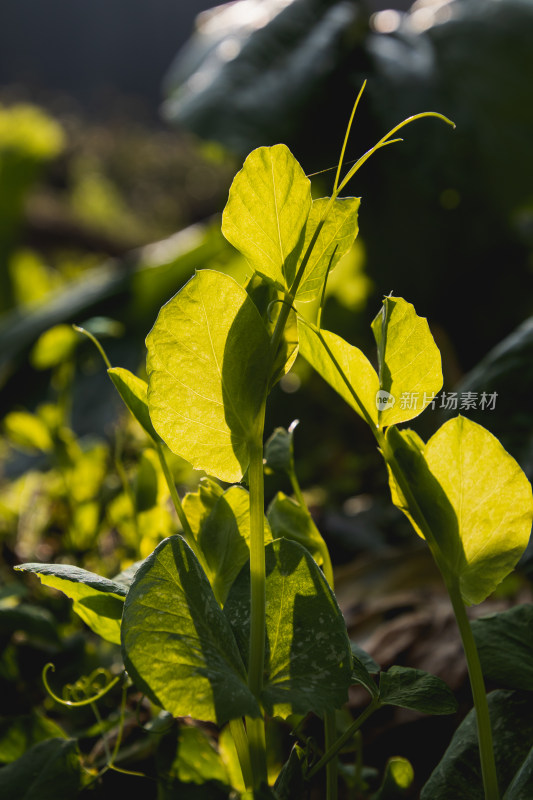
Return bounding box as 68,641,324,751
155,441,205,567
247,432,269,787
446,578,500,800
307,697,380,780
324,710,338,800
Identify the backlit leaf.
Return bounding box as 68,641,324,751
289,197,360,302
267,491,326,568
222,145,312,290
15,563,126,645
108,366,158,440
385,417,533,605
298,319,379,427
182,479,272,606
146,269,270,483
371,296,442,428
121,535,260,725
224,538,352,718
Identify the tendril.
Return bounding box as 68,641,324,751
42,663,122,707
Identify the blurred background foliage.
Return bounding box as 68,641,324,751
2,0,533,795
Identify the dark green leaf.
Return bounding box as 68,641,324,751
0,605,59,645
224,538,352,718
472,604,533,691
0,714,67,764
350,642,380,674
0,738,83,800
421,690,533,799
121,535,260,725
504,745,533,799
379,666,457,715
351,653,378,699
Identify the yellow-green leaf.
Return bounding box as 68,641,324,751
221,144,312,290
298,318,379,427
372,296,442,428
146,269,270,483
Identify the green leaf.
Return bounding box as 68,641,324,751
146,269,270,483
472,605,533,691
421,690,533,799
0,605,60,645
121,535,260,725
351,653,379,698
379,666,457,715
297,318,379,427
0,713,67,764
30,325,78,370
221,144,312,290
3,411,53,452
274,744,307,800
107,366,158,440
15,563,126,645
267,491,327,568
371,296,442,428
161,725,230,786
504,745,533,799
223,538,352,718
0,738,83,800
182,479,272,606
289,197,360,302
385,417,533,605
350,642,380,674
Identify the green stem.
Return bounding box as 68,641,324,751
229,718,255,791
247,431,268,788
307,698,380,780
447,578,500,800
324,711,338,800
155,441,204,564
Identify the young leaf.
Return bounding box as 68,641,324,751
107,366,159,440
15,564,126,645
264,426,295,474
121,535,260,725
146,269,270,483
298,318,379,427
421,690,533,800
471,605,533,691
287,196,360,302
379,666,457,715
371,296,442,428
182,479,272,606
351,653,379,699
274,744,307,800
385,418,533,605
371,756,414,799
267,491,327,568
223,538,352,718
221,144,312,290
